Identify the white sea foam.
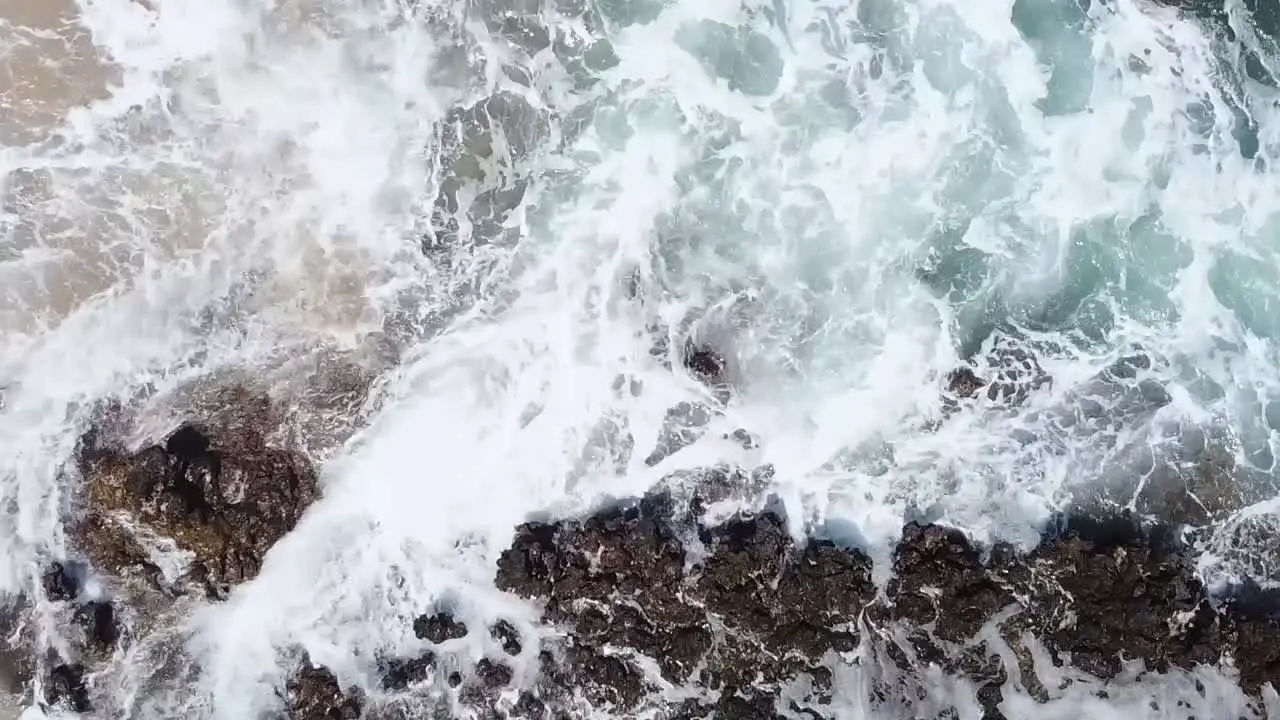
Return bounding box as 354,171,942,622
2,0,1280,716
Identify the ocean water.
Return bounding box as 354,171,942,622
2,0,1280,717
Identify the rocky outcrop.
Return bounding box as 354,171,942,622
495,496,870,716
22,379,367,716
485,485,1280,719
72,407,318,598
283,659,364,720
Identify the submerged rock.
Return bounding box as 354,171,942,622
491,483,1280,718
0,599,33,700
941,331,1054,418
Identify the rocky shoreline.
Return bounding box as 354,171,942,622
2,331,1277,719
18,428,1280,719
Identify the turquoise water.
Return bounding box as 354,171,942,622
4,0,1280,716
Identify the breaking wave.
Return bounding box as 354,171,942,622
3,0,1280,716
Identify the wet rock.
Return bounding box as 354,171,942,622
71,600,119,657
475,658,512,688
457,657,518,710
643,401,713,467
674,20,784,97
490,620,522,656
73,411,319,597
3,571,120,712
35,378,377,717
0,600,33,696
1010,515,1216,678
1137,442,1250,527
40,561,82,602
538,644,648,710
883,524,1017,642
45,663,90,713
378,652,434,691
945,366,985,400
681,342,725,384
984,333,1052,404
413,612,468,644
494,481,1280,716
497,491,873,713
285,661,363,720
512,691,547,719
425,91,551,255
1203,513,1280,601
941,333,1052,415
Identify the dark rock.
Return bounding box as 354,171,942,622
379,652,434,691
1137,443,1249,526
413,612,468,644
945,367,985,400
164,424,211,459
681,342,725,384
725,428,758,449
46,663,90,713
41,561,82,602
1017,521,1221,679
475,658,512,688
72,600,119,655
984,333,1051,404
494,483,1280,716
670,693,784,720
513,691,547,719
72,406,319,597
490,620,522,656
941,333,1052,415
539,644,647,709
284,661,363,720
497,492,872,713
884,524,1016,642
0,600,32,695
46,378,380,717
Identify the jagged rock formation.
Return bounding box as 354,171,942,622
73,402,319,598
23,382,355,717
486,486,1280,719
283,660,364,720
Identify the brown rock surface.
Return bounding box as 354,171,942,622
490,486,1280,719
72,410,318,598
284,659,364,720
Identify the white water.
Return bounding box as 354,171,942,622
3,0,1280,716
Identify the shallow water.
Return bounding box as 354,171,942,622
2,0,1280,716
